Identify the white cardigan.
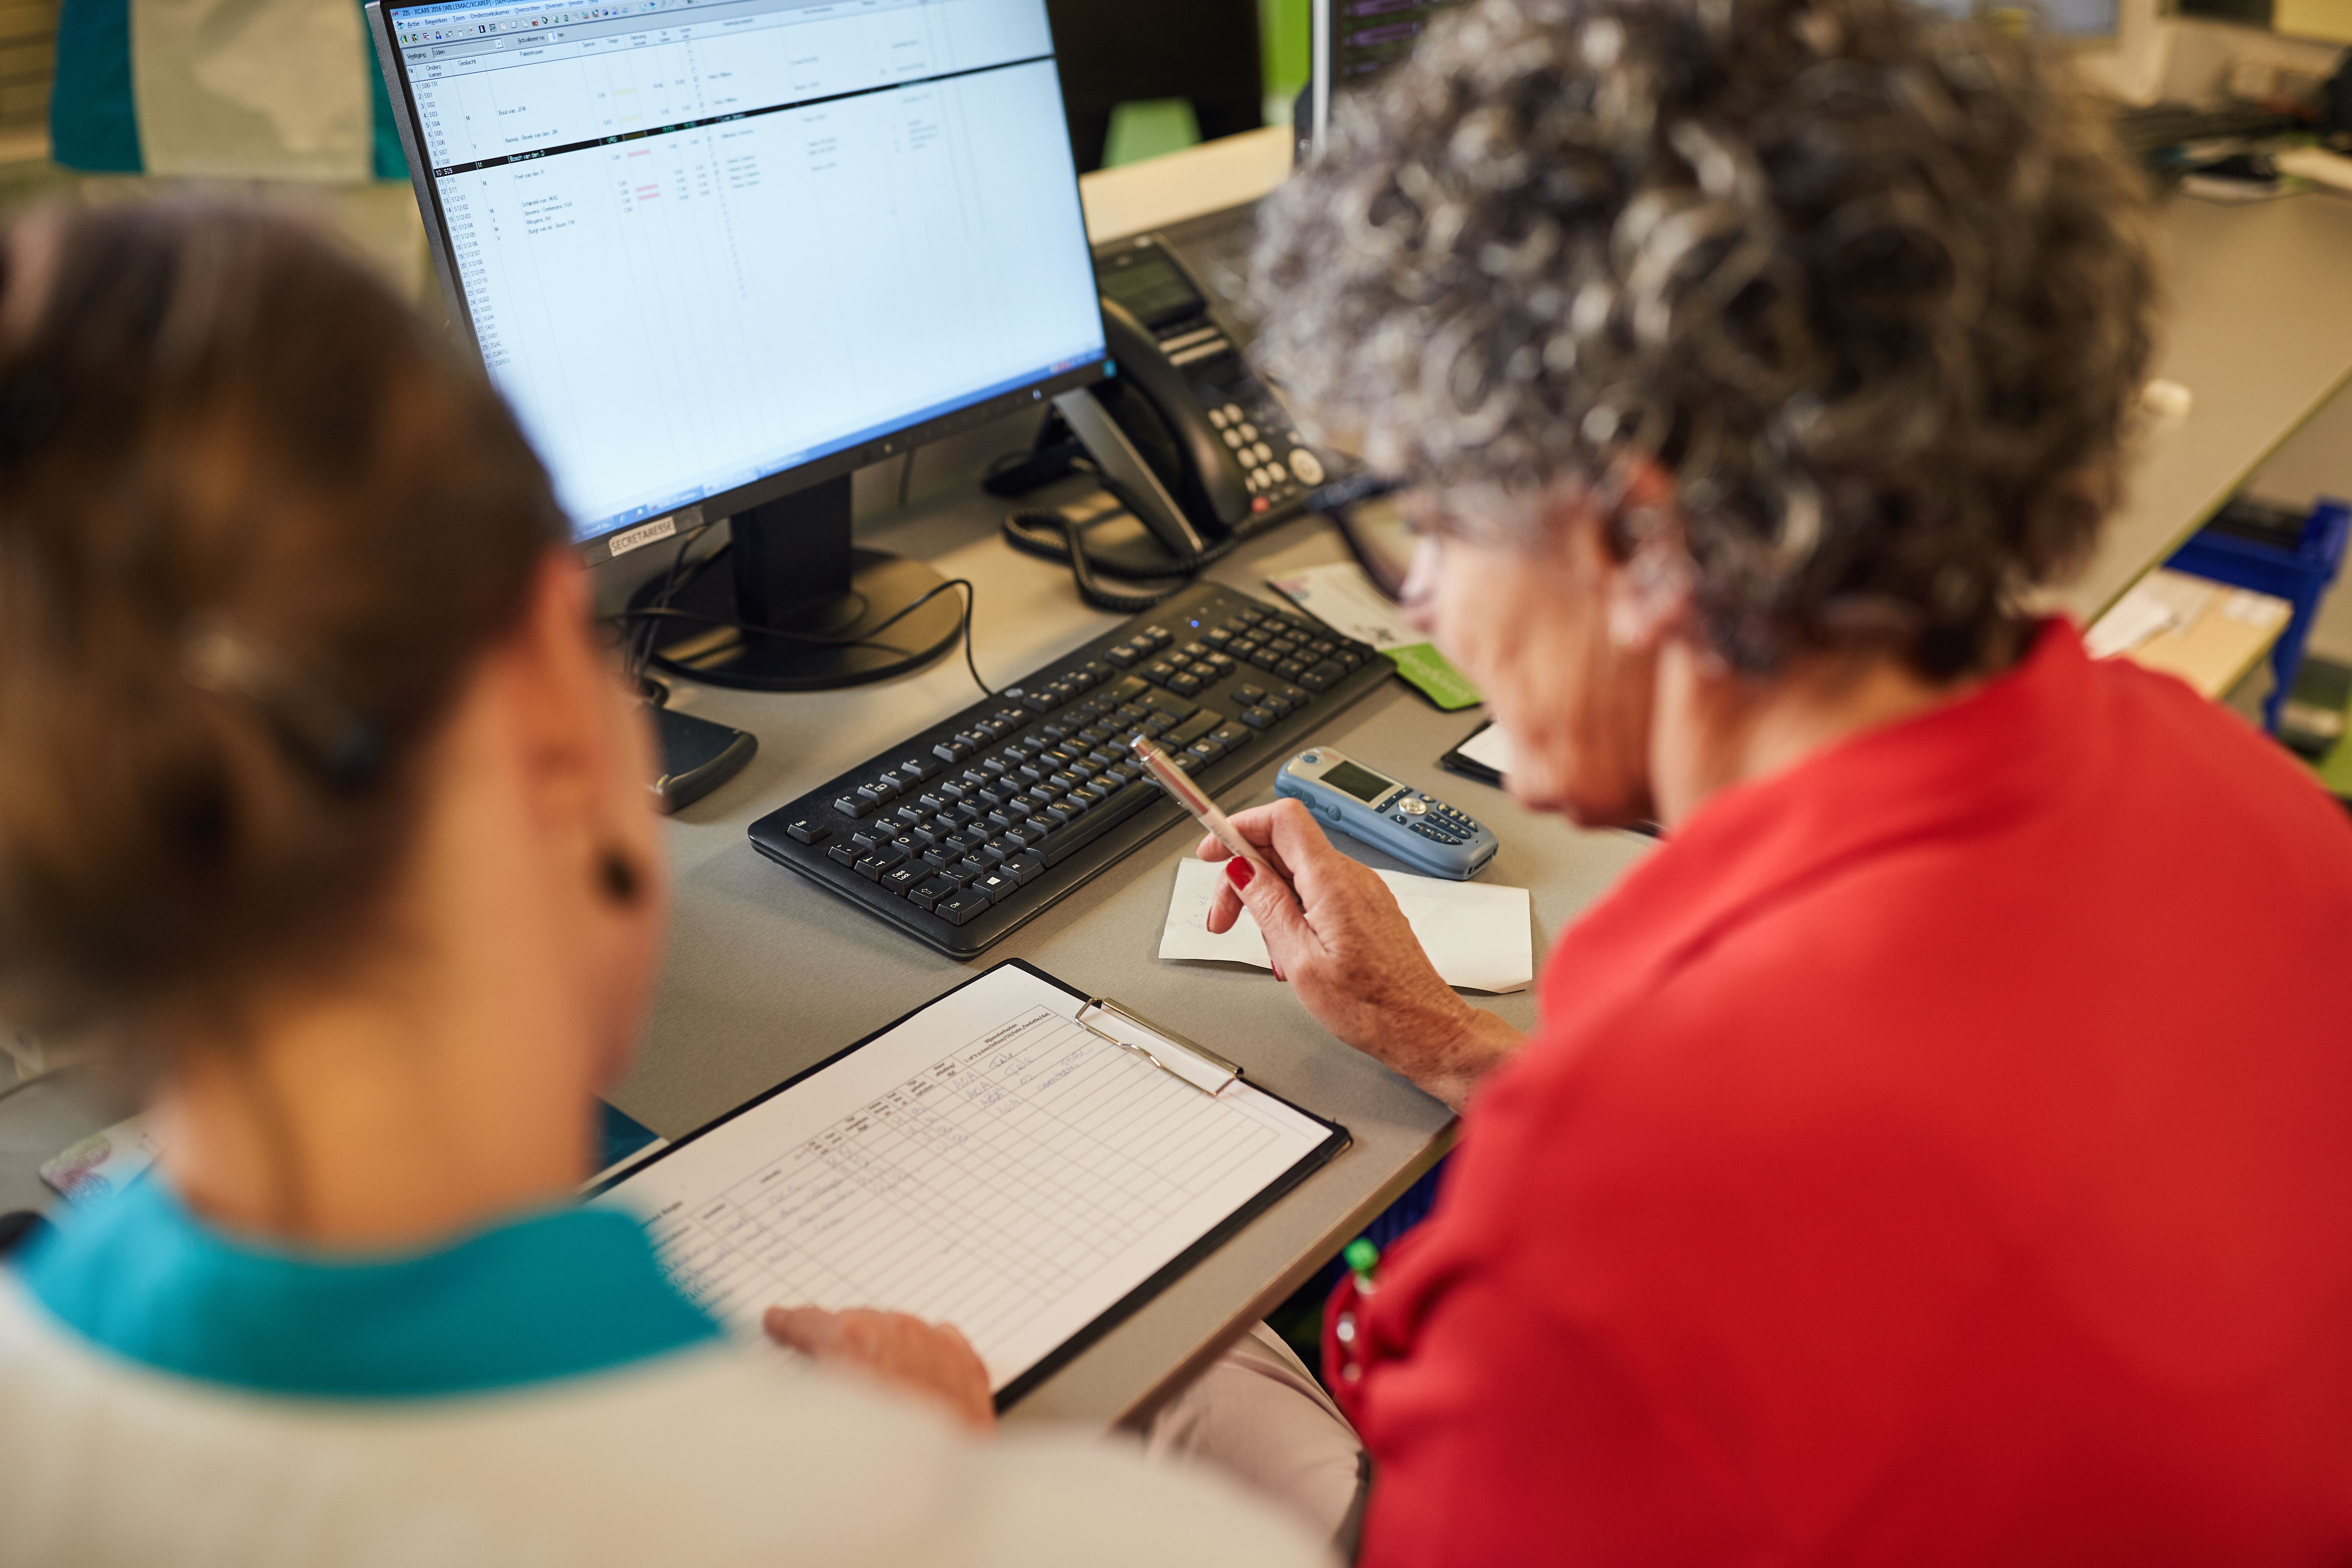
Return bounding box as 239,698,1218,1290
0,1187,1328,1567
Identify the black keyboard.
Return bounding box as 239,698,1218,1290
2112,100,2297,156
747,582,1392,959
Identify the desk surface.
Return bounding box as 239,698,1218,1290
2058,193,2352,622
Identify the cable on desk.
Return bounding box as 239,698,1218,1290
1002,505,1250,614
608,573,994,701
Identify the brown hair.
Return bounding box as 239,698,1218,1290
0,203,565,1040
1255,0,2157,677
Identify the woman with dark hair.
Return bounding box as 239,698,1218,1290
849,0,2352,1558
0,203,1327,1566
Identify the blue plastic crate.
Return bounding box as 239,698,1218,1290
2165,496,2351,733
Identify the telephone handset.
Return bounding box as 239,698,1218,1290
996,232,1332,605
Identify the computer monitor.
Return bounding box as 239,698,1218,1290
367,0,1109,688
1912,0,2119,39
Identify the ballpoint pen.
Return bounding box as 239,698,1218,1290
1131,734,1286,889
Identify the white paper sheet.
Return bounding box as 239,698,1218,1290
1158,856,1534,994
597,965,1333,1394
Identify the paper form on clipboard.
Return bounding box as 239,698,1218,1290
592,961,1346,1408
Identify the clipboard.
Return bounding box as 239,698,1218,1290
591,959,1349,1411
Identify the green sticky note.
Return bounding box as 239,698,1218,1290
1386,643,1482,710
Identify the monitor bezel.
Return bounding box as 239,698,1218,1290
364,0,1111,564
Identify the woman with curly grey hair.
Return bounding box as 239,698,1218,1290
1178,0,2352,1558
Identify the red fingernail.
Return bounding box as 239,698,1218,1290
1225,858,1255,891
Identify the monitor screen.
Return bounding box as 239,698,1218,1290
1329,0,1467,87
1911,0,2119,35
377,0,1107,545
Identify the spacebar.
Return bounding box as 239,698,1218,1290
1035,783,1163,868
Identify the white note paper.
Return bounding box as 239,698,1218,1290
597,965,1334,1394
1158,856,1535,994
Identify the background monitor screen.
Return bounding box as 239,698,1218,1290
1330,0,1467,86
379,0,1107,544
1911,0,2119,35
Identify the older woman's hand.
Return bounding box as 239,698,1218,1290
1201,799,1522,1111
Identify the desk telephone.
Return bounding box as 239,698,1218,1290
993,232,1335,607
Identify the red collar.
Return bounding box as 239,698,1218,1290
1534,619,2095,1046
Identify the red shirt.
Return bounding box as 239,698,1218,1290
1329,622,2352,1566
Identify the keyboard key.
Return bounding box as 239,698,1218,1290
1166,673,1204,697
897,755,941,781
1185,738,1226,762
1232,683,1267,705
1233,605,1265,624
1238,705,1278,730
1166,710,1222,747
1210,721,1251,749
879,863,928,896
1140,688,1196,720
878,770,914,795
827,845,858,868
1142,659,1181,685
783,817,830,845
1105,644,1140,667
1008,821,1048,847
907,874,958,911
833,793,876,819
863,777,901,802
972,869,1018,903
1275,658,1309,680
1204,627,1233,646
1004,851,1046,885
850,826,888,850
853,853,891,881
931,738,972,763
892,804,925,827
935,887,992,925
955,854,994,881
1281,686,1311,706
1298,660,1345,692
1109,676,1150,703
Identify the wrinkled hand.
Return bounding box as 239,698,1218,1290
1201,798,1521,1111
763,1307,995,1433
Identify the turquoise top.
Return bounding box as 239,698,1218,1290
14,1179,720,1399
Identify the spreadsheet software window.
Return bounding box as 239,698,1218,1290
385,0,1105,539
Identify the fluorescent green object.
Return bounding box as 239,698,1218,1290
1344,1237,1380,1279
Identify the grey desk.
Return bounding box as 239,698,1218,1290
2055,191,2352,622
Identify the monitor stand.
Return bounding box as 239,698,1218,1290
633,475,965,692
